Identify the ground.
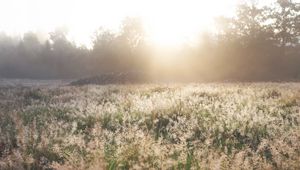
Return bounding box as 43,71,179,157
0,82,300,169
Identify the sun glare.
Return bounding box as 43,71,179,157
141,0,222,47
0,0,238,47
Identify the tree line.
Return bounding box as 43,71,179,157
0,0,299,81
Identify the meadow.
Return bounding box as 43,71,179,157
0,83,299,169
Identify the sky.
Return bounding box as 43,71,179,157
0,0,244,47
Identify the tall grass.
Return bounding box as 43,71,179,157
0,83,299,169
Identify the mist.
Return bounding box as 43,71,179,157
0,0,299,82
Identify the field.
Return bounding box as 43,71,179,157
0,82,300,169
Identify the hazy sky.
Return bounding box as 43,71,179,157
0,0,249,46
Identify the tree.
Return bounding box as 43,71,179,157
270,0,300,48
213,1,284,80
119,17,145,50
90,17,148,73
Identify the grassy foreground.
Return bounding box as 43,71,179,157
0,83,300,169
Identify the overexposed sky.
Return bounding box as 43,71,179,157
0,0,242,46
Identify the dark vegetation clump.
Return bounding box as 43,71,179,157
70,72,149,85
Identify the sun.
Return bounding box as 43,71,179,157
144,16,199,47
137,0,238,47
147,25,188,47
141,0,209,47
